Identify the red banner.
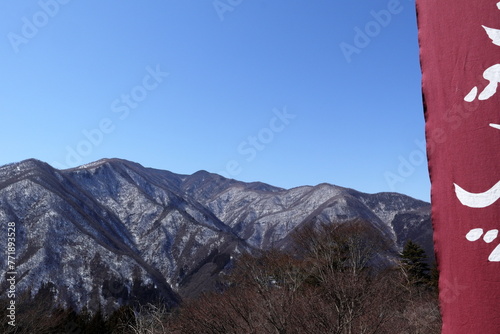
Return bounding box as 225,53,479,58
417,1,500,332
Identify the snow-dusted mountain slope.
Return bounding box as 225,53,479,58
0,158,432,313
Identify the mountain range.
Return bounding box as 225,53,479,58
0,158,433,314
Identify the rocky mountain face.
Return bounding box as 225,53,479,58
0,158,433,314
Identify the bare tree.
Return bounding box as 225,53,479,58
126,303,171,334
168,219,441,334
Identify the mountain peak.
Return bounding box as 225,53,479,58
17,158,53,170
69,158,138,170
0,159,56,181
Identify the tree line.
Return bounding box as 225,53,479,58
0,219,441,333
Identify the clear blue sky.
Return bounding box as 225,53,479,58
0,0,430,201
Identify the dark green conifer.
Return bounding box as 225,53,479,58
401,240,431,285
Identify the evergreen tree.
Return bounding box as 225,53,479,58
86,308,108,334
401,240,431,285
429,261,439,290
